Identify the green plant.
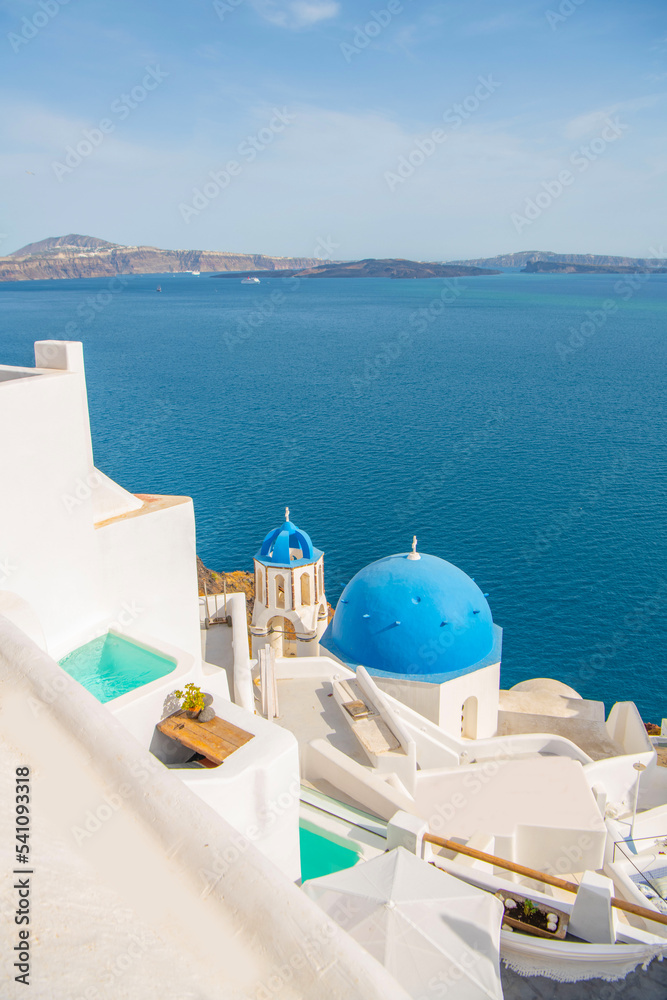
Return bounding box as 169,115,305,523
522,899,537,916
174,682,205,714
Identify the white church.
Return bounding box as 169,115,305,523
249,503,502,741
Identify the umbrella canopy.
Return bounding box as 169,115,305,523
303,847,504,1000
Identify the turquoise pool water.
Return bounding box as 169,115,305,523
299,824,360,882
59,633,176,703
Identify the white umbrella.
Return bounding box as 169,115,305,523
303,847,504,1000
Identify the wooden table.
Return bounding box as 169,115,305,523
157,711,254,766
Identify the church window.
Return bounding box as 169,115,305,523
301,572,311,605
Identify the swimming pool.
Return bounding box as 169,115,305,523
59,632,176,703
299,822,361,882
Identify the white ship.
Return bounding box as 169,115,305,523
241,275,260,284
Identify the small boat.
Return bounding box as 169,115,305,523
241,276,260,284
192,271,200,276
156,285,162,292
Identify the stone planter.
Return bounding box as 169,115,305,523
496,890,568,940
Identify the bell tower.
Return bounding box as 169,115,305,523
250,508,328,658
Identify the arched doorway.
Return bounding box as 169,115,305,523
267,615,297,657
461,696,478,739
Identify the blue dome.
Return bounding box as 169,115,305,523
255,509,321,567
329,551,494,681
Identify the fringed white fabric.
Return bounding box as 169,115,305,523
502,947,665,983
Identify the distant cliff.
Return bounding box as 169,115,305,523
9,234,116,257
0,234,321,282
522,260,667,274
450,250,667,270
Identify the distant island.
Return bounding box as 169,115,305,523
3,236,665,282
522,260,667,275
449,250,667,272
0,235,321,282
212,258,500,280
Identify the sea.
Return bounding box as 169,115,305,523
1,269,665,720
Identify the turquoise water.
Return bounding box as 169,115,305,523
2,271,666,718
299,824,360,882
59,633,176,703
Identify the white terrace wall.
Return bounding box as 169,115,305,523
0,615,409,1000
0,342,202,663
0,349,105,652
375,662,500,740
96,497,202,663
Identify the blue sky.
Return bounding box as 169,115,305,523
1,0,665,259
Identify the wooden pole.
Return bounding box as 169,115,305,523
423,832,667,928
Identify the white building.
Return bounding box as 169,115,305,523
320,535,502,739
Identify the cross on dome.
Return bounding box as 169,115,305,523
285,506,290,522
407,535,421,560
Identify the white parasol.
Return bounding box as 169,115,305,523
303,847,504,1000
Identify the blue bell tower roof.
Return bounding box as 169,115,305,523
255,508,323,568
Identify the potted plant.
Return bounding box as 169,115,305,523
174,683,206,718
496,889,568,939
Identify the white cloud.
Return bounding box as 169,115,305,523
251,0,339,29
1,94,665,260
461,7,535,36
563,96,661,140
290,1,339,24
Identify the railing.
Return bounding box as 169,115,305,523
612,834,667,903
201,577,230,629
424,832,667,927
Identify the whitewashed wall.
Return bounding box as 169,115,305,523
0,614,409,1000
0,342,201,664
0,351,105,652
97,498,201,663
